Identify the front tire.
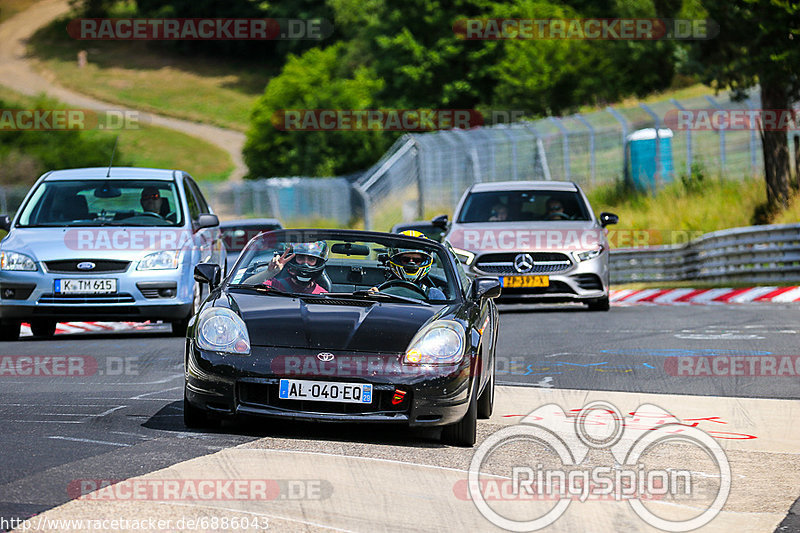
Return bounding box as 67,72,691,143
477,366,495,419
0,320,21,341
442,379,478,447
172,281,201,336
183,391,208,428
30,319,56,338
587,295,610,311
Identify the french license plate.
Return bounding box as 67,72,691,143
278,379,372,404
501,275,549,288
55,279,117,294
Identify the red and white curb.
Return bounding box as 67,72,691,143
20,321,161,337
611,286,800,305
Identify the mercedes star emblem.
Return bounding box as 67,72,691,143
513,253,534,273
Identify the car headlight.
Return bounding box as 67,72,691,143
404,320,466,365
0,251,36,271
576,245,604,261
452,247,475,265
195,307,251,355
137,250,179,270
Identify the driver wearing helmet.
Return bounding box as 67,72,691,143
261,241,329,294
371,230,446,301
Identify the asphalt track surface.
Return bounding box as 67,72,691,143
1,304,799,532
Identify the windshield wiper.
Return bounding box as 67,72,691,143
350,290,431,306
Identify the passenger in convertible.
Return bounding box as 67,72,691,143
261,241,329,294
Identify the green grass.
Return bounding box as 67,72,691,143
27,16,274,132
0,85,233,182
0,0,37,23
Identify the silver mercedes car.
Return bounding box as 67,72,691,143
0,167,226,340
445,181,618,310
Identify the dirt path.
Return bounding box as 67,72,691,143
0,0,247,180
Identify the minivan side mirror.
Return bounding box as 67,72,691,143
0,215,10,233
471,276,502,300
194,263,221,289
599,212,619,227
197,213,219,229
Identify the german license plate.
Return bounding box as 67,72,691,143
279,379,372,404
55,279,117,294
501,275,549,288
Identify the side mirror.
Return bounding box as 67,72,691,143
471,276,501,300
0,215,10,233
431,214,449,229
599,212,619,227
197,213,219,229
194,263,221,289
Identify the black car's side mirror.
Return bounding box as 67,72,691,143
197,213,219,229
472,277,501,300
0,215,10,233
432,214,449,229
599,212,619,227
194,263,221,289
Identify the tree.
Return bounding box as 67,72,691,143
690,0,800,211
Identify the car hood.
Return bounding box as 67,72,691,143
447,221,606,253
226,290,448,352
1,227,193,262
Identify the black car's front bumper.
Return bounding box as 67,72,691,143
184,342,473,427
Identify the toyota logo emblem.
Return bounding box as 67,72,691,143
513,253,534,273
317,352,334,362
76,261,96,270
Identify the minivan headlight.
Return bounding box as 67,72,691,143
137,250,179,270
195,307,250,355
0,251,36,271
404,320,466,365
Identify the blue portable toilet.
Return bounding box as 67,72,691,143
626,128,674,191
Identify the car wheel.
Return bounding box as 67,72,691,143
171,282,201,336
30,320,57,338
587,296,610,311
442,379,478,447
183,390,208,429
477,363,495,419
0,320,21,341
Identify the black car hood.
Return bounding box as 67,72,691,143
227,291,446,352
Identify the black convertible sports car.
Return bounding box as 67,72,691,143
184,229,500,446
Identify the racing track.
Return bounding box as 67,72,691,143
1,304,799,532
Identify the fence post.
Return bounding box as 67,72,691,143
639,103,662,188
0,187,6,214
523,123,551,181
574,113,595,187
747,98,759,176
411,136,425,219
548,117,570,181
606,106,629,183
499,124,519,181
670,99,693,177
705,95,726,175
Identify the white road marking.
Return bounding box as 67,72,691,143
48,436,131,447
130,385,182,400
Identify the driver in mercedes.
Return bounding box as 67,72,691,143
370,231,446,301
260,241,329,295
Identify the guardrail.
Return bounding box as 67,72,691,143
610,223,800,284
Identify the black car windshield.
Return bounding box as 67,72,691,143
228,230,461,303
16,179,184,227
457,190,591,223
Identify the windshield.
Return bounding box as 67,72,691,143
457,190,591,223
228,230,460,303
16,179,184,227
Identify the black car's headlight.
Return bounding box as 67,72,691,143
195,307,251,355
404,320,466,365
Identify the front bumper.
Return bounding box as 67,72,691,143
0,265,194,322
184,343,473,427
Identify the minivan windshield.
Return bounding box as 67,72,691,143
457,190,591,223
17,180,184,227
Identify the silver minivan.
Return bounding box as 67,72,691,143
0,167,226,339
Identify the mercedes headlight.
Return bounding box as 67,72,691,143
452,247,475,265
137,250,179,270
0,251,36,271
195,307,251,355
404,320,466,365
576,245,604,262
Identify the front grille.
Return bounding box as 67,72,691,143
38,293,136,304
45,259,130,274
574,274,603,291
237,381,407,415
475,252,572,274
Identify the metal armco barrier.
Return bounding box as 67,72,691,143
610,223,800,284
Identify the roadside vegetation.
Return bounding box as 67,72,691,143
0,0,37,23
